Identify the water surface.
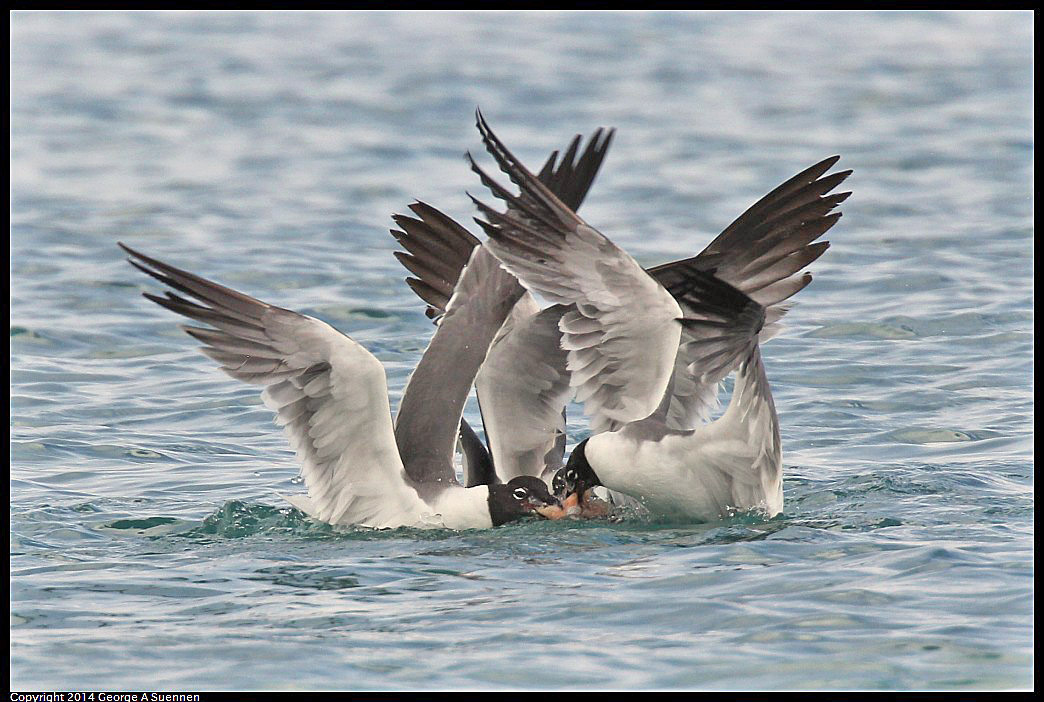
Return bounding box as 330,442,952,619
10,10,1033,691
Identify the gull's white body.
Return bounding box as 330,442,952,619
583,349,783,521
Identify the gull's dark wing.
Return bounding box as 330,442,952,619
390,127,614,322
647,156,851,427
650,156,851,330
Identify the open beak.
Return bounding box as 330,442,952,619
534,492,581,520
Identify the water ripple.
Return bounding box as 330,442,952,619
11,10,1031,692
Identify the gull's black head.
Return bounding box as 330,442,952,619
487,476,565,527
552,438,601,501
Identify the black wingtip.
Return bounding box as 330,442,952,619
118,241,163,272
475,107,492,142
408,199,433,214
126,257,159,281
118,241,139,262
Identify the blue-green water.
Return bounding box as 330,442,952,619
10,11,1033,691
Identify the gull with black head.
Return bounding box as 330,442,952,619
465,110,850,521
118,242,570,529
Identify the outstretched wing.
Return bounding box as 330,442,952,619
390,202,482,322
651,155,851,334
535,126,615,212
469,109,682,433
646,156,851,428
119,243,430,528
390,127,614,322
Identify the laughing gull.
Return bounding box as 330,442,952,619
391,112,849,520
118,243,572,529
461,110,850,521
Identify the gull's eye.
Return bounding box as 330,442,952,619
513,487,529,500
